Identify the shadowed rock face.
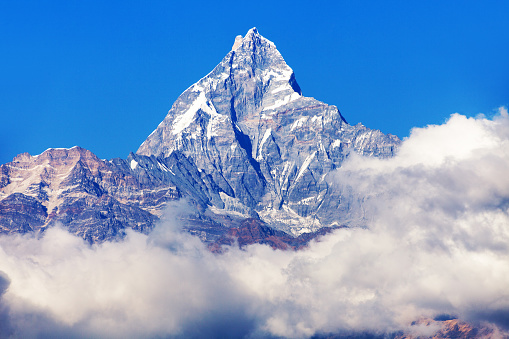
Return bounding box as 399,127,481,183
0,147,161,242
0,193,47,233
0,28,400,242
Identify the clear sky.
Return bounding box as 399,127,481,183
1,0,508,164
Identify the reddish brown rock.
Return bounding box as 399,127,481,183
396,318,506,339
208,218,342,253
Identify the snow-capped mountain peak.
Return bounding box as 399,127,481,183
136,28,400,235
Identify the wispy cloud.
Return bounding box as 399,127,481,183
1,108,509,338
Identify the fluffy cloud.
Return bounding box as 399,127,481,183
1,109,509,338
330,108,509,326
0,211,257,338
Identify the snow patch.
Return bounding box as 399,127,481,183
173,91,220,136
206,112,226,139
212,72,230,91
311,115,322,123
290,117,309,131
264,92,301,111
331,139,342,148
157,161,175,175
130,160,138,170
271,83,292,94
258,204,322,236
295,151,316,183
257,128,272,160
263,70,285,82
208,192,252,218
297,196,315,205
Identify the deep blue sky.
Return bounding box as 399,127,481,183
1,0,508,164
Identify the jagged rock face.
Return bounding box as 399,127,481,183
0,193,47,233
0,147,164,241
137,28,400,234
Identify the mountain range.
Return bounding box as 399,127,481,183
0,28,400,244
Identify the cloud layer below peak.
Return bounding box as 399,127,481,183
1,108,509,338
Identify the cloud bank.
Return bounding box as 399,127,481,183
1,109,509,338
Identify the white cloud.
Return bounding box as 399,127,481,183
1,109,509,338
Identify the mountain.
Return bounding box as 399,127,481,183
137,27,400,234
0,147,158,242
0,28,400,243
0,146,234,243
